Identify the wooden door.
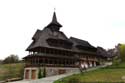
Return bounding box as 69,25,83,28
31,70,36,79
25,70,29,79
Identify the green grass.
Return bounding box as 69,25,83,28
0,63,24,81
54,63,125,83
105,62,125,68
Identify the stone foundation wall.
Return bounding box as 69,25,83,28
45,67,79,76
24,67,79,80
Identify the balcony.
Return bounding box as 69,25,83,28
25,63,78,68
28,53,76,60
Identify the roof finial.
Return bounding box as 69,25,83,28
54,8,56,12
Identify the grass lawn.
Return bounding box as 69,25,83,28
54,63,125,83
0,63,24,81
103,62,125,69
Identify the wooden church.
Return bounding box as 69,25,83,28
23,12,101,80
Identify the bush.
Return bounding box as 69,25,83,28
119,44,125,62
38,68,42,79
112,58,120,66
43,67,46,77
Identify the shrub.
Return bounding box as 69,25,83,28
43,67,46,77
38,68,42,79
119,44,125,62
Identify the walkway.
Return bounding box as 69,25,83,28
8,71,79,83
8,65,107,83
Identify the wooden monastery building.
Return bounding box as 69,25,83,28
23,12,103,80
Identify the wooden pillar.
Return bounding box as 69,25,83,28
94,61,96,67
42,58,45,65
45,48,46,54
72,60,74,65
57,59,59,65
38,57,39,65
67,59,69,66
36,57,37,65
31,58,33,65
30,58,32,64
33,58,35,65
34,57,36,65
65,59,66,66
48,58,50,64
53,59,55,65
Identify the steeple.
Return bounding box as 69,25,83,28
52,12,58,24
46,11,62,31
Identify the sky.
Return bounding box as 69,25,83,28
0,0,125,59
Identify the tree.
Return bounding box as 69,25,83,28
43,67,46,77
3,54,19,64
38,68,42,79
119,44,125,62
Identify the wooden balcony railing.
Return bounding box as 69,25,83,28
25,63,78,68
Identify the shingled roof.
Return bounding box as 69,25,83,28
69,37,97,54
70,37,95,48
32,29,42,40
26,12,69,51
26,27,71,51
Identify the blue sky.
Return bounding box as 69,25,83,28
0,0,125,59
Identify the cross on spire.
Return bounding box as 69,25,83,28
54,8,56,11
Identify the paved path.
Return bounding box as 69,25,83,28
8,65,107,83
8,71,79,83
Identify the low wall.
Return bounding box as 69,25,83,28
46,67,79,76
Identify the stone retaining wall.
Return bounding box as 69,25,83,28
46,67,79,76
24,67,79,80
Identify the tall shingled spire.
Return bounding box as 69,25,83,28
52,12,57,23
46,11,62,30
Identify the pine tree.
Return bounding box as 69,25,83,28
43,67,46,77
38,68,42,79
